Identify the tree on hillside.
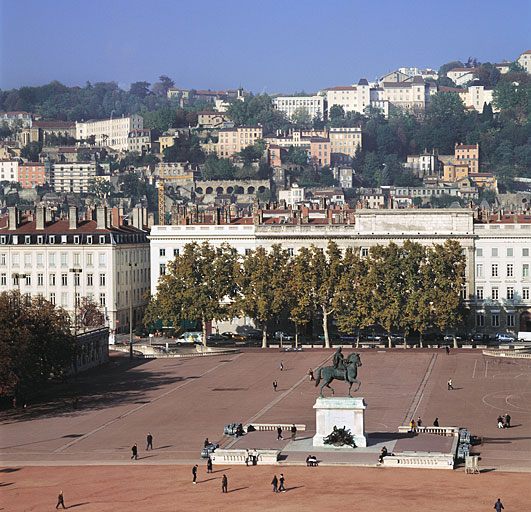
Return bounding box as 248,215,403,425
20,142,42,162
152,75,175,97
235,245,291,348
130,81,151,98
201,155,237,180
291,107,312,128
144,242,239,346
438,60,465,77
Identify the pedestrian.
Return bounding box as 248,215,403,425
55,490,66,509
207,457,213,473
417,417,423,428
279,473,286,492
409,418,417,433
146,432,153,450
504,413,511,428
273,380,278,392
433,417,439,427
277,426,283,440
291,424,297,440
204,437,210,448
192,464,198,484
445,346,450,355
308,368,314,381
447,378,454,390
221,474,228,493
131,443,138,460
497,415,504,429
280,361,284,371
271,474,278,493
493,498,504,511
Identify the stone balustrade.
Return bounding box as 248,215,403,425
245,423,306,432
383,454,454,469
397,425,460,437
210,449,280,465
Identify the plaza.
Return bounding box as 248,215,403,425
1,348,531,510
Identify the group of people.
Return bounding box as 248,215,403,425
409,417,423,432
131,432,154,460
271,473,286,493
497,413,512,429
305,455,318,466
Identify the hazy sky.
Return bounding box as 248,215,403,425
1,0,529,93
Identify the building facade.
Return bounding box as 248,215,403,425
18,162,47,189
273,95,325,121
0,160,18,182
217,126,263,158
48,162,99,193
127,129,151,153
76,115,143,151
0,206,150,334
329,127,362,164
517,50,531,73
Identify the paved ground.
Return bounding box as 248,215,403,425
2,465,530,512
1,348,531,508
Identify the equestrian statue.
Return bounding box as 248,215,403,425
314,347,362,398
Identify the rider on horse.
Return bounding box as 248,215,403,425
332,347,348,381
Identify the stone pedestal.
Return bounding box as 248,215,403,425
313,397,367,448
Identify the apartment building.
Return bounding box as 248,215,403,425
0,111,32,128
381,77,433,112
19,120,76,146
446,68,477,86
76,115,143,151
127,129,151,153
48,162,99,193
459,86,497,113
0,206,150,333
217,126,263,158
18,162,47,189
273,95,325,121
517,50,531,73
0,160,19,182
329,127,362,164
325,80,371,116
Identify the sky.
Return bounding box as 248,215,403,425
0,0,530,93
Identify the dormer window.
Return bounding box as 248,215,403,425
25,236,31,244
37,235,43,244
74,236,80,244
61,235,67,244
87,235,93,245
49,235,55,244
0,236,5,244
99,235,105,244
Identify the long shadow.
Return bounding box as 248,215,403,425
211,468,231,474
0,482,13,487
284,486,304,492
198,478,218,483
67,502,91,508
155,445,173,449
0,468,20,473
228,487,248,493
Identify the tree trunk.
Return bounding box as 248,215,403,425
404,334,408,349
262,324,268,349
295,324,299,349
202,317,208,347
419,332,423,349
322,307,330,349
387,334,392,349
356,333,360,349
453,335,458,349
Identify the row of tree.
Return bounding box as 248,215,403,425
145,240,466,348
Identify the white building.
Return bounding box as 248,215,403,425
273,95,325,121
48,162,99,193
458,85,497,113
127,129,151,153
0,206,150,334
76,115,143,151
333,167,354,189
325,80,371,116
447,68,477,86
0,160,19,182
0,111,32,129
278,184,306,207
517,50,531,73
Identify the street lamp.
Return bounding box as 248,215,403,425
128,262,138,359
69,268,83,335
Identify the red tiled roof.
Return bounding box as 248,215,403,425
0,217,145,234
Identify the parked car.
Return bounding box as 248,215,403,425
207,334,227,344
496,333,516,343
469,333,489,343
175,331,203,346
443,334,463,343
221,332,246,342
201,442,219,459
274,331,294,341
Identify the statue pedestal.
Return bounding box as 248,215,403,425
313,397,367,448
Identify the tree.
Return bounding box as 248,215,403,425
237,142,264,166
129,81,151,98
438,60,465,78
235,245,291,348
291,107,312,128
89,178,114,203
285,146,308,166
201,155,237,180
0,292,75,400
20,142,42,162
78,297,105,329
152,75,175,97
144,242,239,346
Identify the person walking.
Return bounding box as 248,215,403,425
290,424,297,440
493,498,504,511
504,413,511,428
279,361,284,371
131,443,138,460
279,473,286,492
273,380,278,392
221,474,228,493
445,346,450,355
497,415,504,429
192,464,198,484
146,432,153,450
308,368,314,381
277,426,283,440
433,417,439,427
417,417,423,428
55,490,66,509
207,457,213,473
271,474,278,493
447,378,454,390
409,418,417,433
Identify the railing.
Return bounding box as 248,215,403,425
483,349,531,359
211,449,280,465
397,426,460,437
384,455,454,469
245,423,306,432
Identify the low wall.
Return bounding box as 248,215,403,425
397,426,460,437
211,449,280,465
384,454,454,469
245,423,306,432
111,345,239,358
483,349,531,359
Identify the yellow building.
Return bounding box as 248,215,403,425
158,134,177,153
217,126,263,158
454,143,479,173
443,163,470,182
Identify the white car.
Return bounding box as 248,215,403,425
496,333,516,343
175,331,202,345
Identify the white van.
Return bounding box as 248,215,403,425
175,331,203,345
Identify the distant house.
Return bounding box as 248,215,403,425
446,67,477,86
517,50,531,73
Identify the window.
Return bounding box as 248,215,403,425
87,235,93,245
0,253,5,266
25,235,31,244
74,236,80,244
74,273,80,286
49,253,56,267
173,248,179,257
37,235,43,245
491,248,498,257
476,263,483,278
523,288,530,300
49,273,56,286
25,275,31,286
507,264,514,277
507,314,515,328
75,293,80,307
99,274,106,286
476,314,485,327
0,236,5,244
24,253,31,267
98,253,106,267
61,235,67,244
61,292,68,307
99,235,105,244
12,235,18,245
37,253,43,267
99,293,106,307
49,235,55,244
491,264,498,277
159,248,166,257
73,253,80,266
160,263,166,275
476,287,483,300
61,273,68,286
287,248,294,257
507,248,513,257
523,248,529,257
12,254,19,267
491,287,499,300
0,273,5,286
523,264,529,278
87,253,93,266
491,314,500,327
87,273,93,286
37,273,43,286
361,247,369,257
50,293,56,305
61,253,68,267
507,287,514,300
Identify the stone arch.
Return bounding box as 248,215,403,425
216,186,224,195
235,186,244,194
226,186,234,194
206,186,213,194
247,186,255,194
258,186,266,193
195,187,204,194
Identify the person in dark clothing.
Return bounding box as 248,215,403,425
131,443,138,460
279,473,286,492
221,474,228,493
290,424,297,440
279,361,284,371
445,346,450,355
494,498,504,511
146,432,153,450
204,437,210,448
277,426,283,440
192,464,198,484
55,491,66,509
504,413,511,428
207,457,213,473
271,474,278,492
433,417,439,427
417,417,423,427
308,368,314,381
273,380,278,392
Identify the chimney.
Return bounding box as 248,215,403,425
8,207,19,230
36,206,45,230
69,206,78,230
96,206,107,229
131,207,143,229
111,207,124,228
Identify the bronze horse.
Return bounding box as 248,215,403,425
315,352,362,398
